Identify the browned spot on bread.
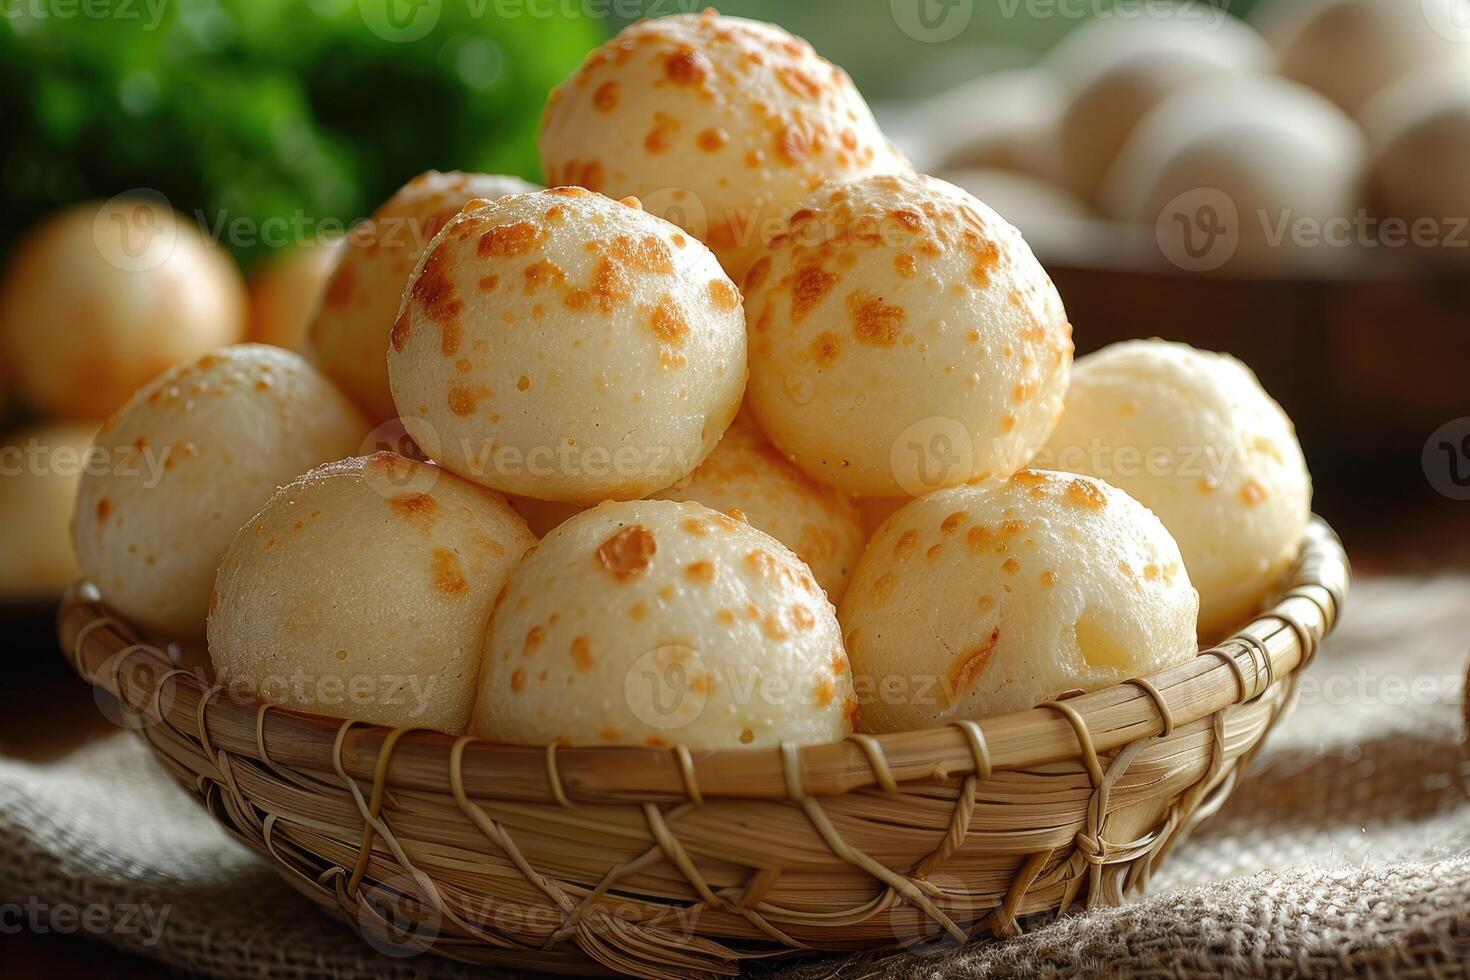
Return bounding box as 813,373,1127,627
96,497,112,525
1240,479,1267,506
1067,479,1106,510
448,386,481,417
685,560,715,583
775,125,808,165
847,290,905,347
894,253,917,278
511,668,526,693
870,571,896,605
664,45,710,86
966,232,1001,286
390,313,411,352
609,234,674,274
479,275,499,292
792,266,836,321
523,259,564,294
593,80,619,112
410,247,462,326
895,530,919,557
778,65,822,100
440,317,462,358
571,636,595,671
524,625,544,655
811,331,840,366
1010,470,1050,489
645,111,680,154
745,257,772,293
941,511,967,534
431,549,468,596
815,675,837,707
649,296,689,345
596,525,657,580
708,279,739,312
478,221,539,258
389,492,438,534
889,208,923,232
946,627,1000,704
698,127,730,152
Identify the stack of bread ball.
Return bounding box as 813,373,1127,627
0,188,349,602
908,0,1470,270
64,10,1312,754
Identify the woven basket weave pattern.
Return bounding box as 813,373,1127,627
58,519,1349,978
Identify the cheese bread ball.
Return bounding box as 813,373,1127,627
1363,65,1470,245
1255,0,1470,116
1101,77,1366,265
72,345,368,640
388,188,747,505
539,10,909,279
1047,12,1272,204
1042,341,1311,640
0,199,246,420
247,237,345,351
0,425,93,597
652,416,864,600
841,472,1199,731
210,454,534,735
472,499,855,750
744,173,1072,498
308,171,540,422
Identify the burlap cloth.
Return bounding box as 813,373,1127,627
3,575,1469,979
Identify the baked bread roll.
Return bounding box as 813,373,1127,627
388,188,746,505
653,417,864,600
308,171,540,422
539,9,908,278
744,173,1072,497
841,471,1199,730
472,499,855,749
1042,340,1311,639
210,453,534,734
0,199,245,420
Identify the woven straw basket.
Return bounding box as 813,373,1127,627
58,518,1348,978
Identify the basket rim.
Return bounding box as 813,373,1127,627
58,518,1348,806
